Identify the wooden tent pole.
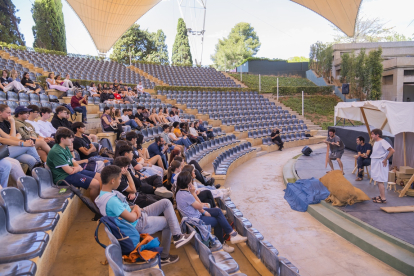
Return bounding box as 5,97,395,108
403,132,406,166
360,107,371,134
380,118,388,130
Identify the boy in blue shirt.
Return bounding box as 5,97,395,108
96,165,195,266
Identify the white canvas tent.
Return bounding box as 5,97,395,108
334,101,414,196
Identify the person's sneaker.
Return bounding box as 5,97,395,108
206,178,215,186
160,254,180,266
223,242,235,253
155,187,173,198
173,232,196,249
202,171,211,177
215,184,221,189
230,231,247,244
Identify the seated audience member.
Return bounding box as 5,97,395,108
95,165,195,265
36,107,57,137
174,156,216,187
71,90,88,123
142,108,157,125
173,122,183,137
0,157,26,188
113,155,171,203
167,125,192,148
47,127,101,201
51,106,72,129
21,72,42,95
68,143,106,173
46,72,72,92
270,127,284,151
135,107,152,127
101,107,123,140
167,111,180,123
55,74,64,86
135,133,165,170
7,70,26,92
62,74,74,88
160,124,184,153
100,89,115,103
0,104,42,169
25,105,42,135
0,69,24,92
197,119,214,139
176,171,247,253
72,122,112,163
152,108,169,124
113,109,131,133
97,83,103,94
355,136,372,181
136,81,150,96
121,109,140,130
113,79,119,90
88,83,100,97
188,122,204,143
166,160,181,192
148,136,168,169
14,106,51,162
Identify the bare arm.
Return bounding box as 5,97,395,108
119,208,139,223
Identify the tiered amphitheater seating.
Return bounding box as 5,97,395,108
135,63,240,87
213,142,255,175
185,135,239,163
0,90,60,113
0,56,42,79
1,47,155,88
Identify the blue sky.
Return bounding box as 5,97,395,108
13,0,414,65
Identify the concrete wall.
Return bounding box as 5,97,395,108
237,60,309,77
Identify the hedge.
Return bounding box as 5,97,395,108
37,76,137,90
154,85,256,93
271,86,333,96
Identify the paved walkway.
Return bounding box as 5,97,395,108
224,144,403,276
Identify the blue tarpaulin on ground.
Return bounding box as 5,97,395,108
284,178,330,212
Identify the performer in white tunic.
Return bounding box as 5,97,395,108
370,129,395,204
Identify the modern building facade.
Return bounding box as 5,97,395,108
332,41,414,102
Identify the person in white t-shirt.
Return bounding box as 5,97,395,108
36,107,57,137
121,109,139,130
136,81,150,96
370,129,395,204
25,105,42,135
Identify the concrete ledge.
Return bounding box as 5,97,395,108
185,108,198,115
282,156,414,276
155,95,167,101
246,138,263,147
220,125,234,133
233,131,248,139
175,104,186,110
207,119,222,127
33,192,83,276
46,90,64,99
198,142,241,169
196,114,209,121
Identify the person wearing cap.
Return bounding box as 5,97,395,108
14,105,51,162
71,90,88,123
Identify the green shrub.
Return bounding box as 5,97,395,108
228,73,316,92
154,85,255,92
272,86,333,96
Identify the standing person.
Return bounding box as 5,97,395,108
47,127,101,201
270,127,284,151
95,165,195,266
355,136,372,181
370,129,395,204
324,128,345,174
71,90,88,123
101,107,122,140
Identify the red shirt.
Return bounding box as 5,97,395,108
113,93,122,100
71,95,86,108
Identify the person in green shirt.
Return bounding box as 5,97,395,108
46,127,102,201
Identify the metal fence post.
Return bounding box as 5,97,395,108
259,74,261,92
277,77,279,101
302,91,304,116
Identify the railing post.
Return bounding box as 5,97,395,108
277,77,279,101
259,74,261,92
302,90,304,116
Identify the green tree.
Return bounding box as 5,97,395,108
287,56,309,63
32,0,67,52
0,0,25,45
110,24,156,64
211,22,261,71
367,47,383,100
147,29,169,64
172,18,192,65
384,32,413,42
309,42,333,82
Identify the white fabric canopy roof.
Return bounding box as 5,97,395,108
66,0,162,53
334,101,414,135
291,0,362,37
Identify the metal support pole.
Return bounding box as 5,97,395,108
240,66,242,82
277,78,279,101
302,91,304,116
259,74,261,92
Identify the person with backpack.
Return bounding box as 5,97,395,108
96,165,196,266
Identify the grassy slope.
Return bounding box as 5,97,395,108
279,95,362,129
228,73,316,92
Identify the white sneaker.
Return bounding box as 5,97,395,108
202,171,211,177
230,232,247,244
155,187,173,198
222,242,234,253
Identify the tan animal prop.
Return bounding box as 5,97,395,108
319,170,370,206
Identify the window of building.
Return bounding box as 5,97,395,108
404,70,414,76
383,75,393,85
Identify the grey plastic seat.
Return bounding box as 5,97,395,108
104,227,159,272
0,187,60,234
195,234,239,274
17,176,68,213
209,255,247,276
279,257,300,276
105,244,164,276
32,168,74,199
0,260,37,275
233,216,252,236
0,206,49,264
259,240,280,275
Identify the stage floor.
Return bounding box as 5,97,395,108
295,147,414,246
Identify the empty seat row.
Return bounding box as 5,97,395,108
262,132,309,145
235,122,307,132
213,143,254,175
4,100,61,114
185,135,239,163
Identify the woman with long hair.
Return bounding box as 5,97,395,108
166,160,181,193
114,109,131,133
7,70,26,91
136,133,165,170
20,72,41,95
101,106,123,140
176,171,247,253
46,72,72,92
